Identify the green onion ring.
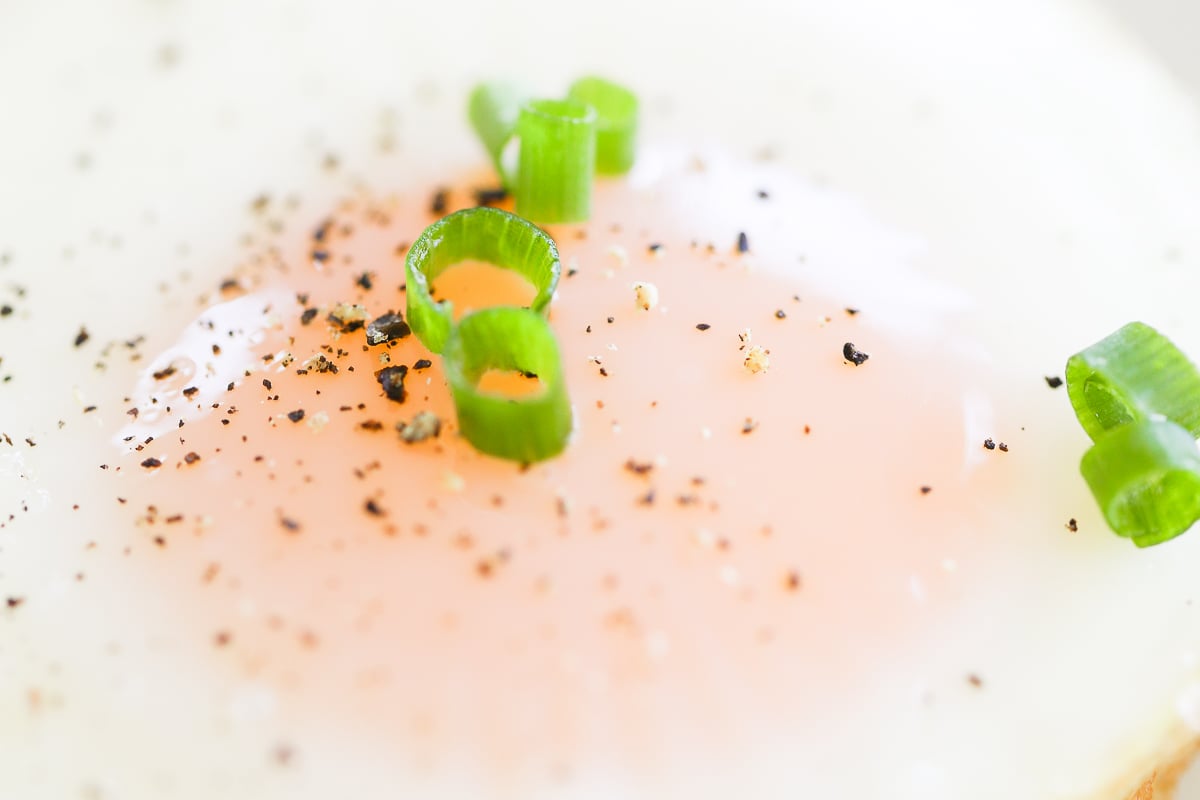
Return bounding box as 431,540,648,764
1080,417,1200,547
567,76,638,175
468,82,528,188
443,306,573,463
405,207,561,355
515,98,597,224
1066,321,1200,442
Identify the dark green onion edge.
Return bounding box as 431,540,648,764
567,76,638,175
443,306,573,463
1080,417,1200,547
468,82,528,188
405,207,561,355
515,98,597,224
1066,321,1200,442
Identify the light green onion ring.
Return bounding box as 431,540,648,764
468,82,528,188
443,306,573,463
515,98,596,224
405,207,560,355
1066,321,1200,442
1080,417,1200,547
567,76,638,175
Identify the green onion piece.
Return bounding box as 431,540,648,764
443,307,572,463
1066,321,1200,442
468,82,528,188
1080,418,1200,547
567,76,638,175
516,99,596,224
405,207,561,354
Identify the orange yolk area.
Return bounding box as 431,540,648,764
475,369,546,399
431,259,539,322
96,151,1009,789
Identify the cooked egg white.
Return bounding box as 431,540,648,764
3,2,1200,800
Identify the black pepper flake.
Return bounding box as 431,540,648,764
624,458,654,476
0,305,12,317
736,231,750,254
845,307,860,316
474,186,508,206
430,188,449,215
695,323,711,331
273,743,296,766
300,308,319,326
74,327,90,347
376,365,408,403
359,420,384,431
983,438,996,450
648,243,663,254
411,358,432,371
757,189,770,199
774,309,786,320
287,409,305,423
355,272,374,291
311,250,330,263
636,489,656,506
1045,375,1063,389
364,499,385,517
606,316,614,324
6,597,24,608
152,364,177,380
920,485,933,495
742,418,758,434
1066,518,1078,532
183,452,200,465
842,342,869,366
313,219,332,243
182,386,199,399
280,517,301,533
998,442,1009,452
262,378,272,390
366,312,411,345
141,457,162,469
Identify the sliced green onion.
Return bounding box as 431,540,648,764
516,99,596,224
443,306,572,463
405,207,560,354
1080,418,1200,547
1066,321,1200,442
468,82,528,188
567,76,638,175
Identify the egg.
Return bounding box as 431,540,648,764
3,2,1200,800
